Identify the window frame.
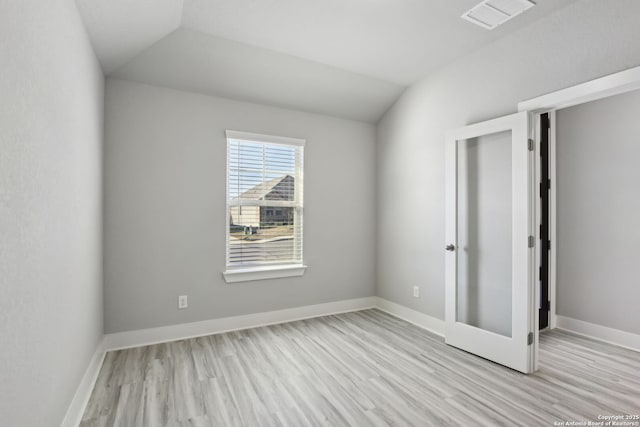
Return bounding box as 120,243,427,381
223,130,306,283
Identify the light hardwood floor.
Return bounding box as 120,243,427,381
81,309,640,426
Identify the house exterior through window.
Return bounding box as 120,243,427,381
224,131,305,282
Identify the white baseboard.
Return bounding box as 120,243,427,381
60,338,106,427
556,315,640,352
374,297,445,337
104,296,377,351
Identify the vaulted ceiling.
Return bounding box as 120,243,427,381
77,0,579,122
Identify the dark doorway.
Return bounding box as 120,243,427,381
539,113,550,330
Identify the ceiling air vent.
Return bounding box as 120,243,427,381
461,0,535,30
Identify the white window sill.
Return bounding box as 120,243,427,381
223,265,307,283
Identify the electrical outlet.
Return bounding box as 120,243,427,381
413,286,420,298
178,295,188,309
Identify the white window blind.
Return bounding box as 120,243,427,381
225,131,304,269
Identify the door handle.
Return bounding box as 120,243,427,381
446,244,455,252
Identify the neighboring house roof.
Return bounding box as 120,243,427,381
235,175,294,201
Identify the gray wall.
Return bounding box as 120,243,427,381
556,89,640,335
376,0,640,320
0,0,104,425
104,78,376,333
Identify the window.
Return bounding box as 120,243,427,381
224,131,305,283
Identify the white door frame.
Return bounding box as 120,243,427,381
517,65,640,331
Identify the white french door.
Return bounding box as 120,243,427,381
445,111,537,374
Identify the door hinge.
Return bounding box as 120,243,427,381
541,300,551,311
528,139,534,151
528,235,535,248
540,180,551,197
527,332,534,346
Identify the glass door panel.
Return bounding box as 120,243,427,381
456,130,513,338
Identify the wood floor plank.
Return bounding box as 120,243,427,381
82,309,640,426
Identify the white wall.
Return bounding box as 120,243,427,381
556,89,640,335
376,0,640,320
0,0,104,425
104,78,376,333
